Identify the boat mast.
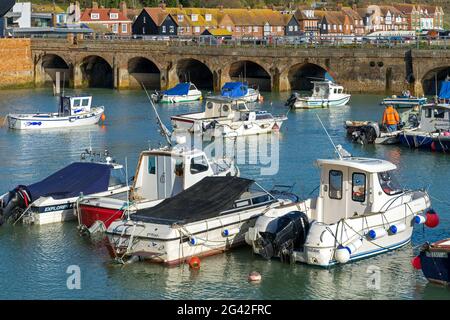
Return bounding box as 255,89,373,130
141,83,172,147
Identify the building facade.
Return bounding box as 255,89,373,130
80,2,131,35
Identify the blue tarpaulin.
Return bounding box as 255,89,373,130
221,82,248,98
163,83,190,96
20,162,112,201
439,81,450,99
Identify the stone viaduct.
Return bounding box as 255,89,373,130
30,37,450,96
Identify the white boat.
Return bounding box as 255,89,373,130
286,80,351,109
151,82,202,104
75,146,239,233
171,96,287,139
220,81,262,103
0,149,129,226
247,146,432,267
382,91,427,108
104,176,298,265
7,95,105,130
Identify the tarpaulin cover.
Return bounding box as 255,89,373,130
163,83,190,96
439,81,450,99
131,176,254,225
20,162,112,202
221,82,248,98
0,0,15,17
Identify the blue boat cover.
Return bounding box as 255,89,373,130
439,81,450,99
221,82,248,98
19,162,112,201
163,83,190,96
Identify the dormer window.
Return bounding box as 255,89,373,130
178,15,184,22
191,14,198,22
205,14,212,22
91,13,99,20
110,13,119,20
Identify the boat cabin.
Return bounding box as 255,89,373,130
59,96,92,116
131,147,223,201
203,96,249,120
420,104,450,132
314,157,401,224
311,81,345,99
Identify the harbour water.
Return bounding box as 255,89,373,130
0,88,449,299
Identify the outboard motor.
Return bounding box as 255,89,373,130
285,92,300,108
255,211,309,262
202,120,218,132
351,122,380,144
151,91,162,103
0,186,31,225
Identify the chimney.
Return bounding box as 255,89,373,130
352,4,357,11
92,2,98,9
337,2,342,11
178,4,183,9
160,3,166,10
120,1,127,16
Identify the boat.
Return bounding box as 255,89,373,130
151,82,202,104
414,238,450,286
76,146,239,233
7,95,105,130
399,104,450,152
0,149,129,226
246,145,432,267
171,96,287,139
382,91,427,108
345,106,420,145
220,81,261,103
104,176,298,265
286,80,351,109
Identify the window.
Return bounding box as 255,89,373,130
91,13,99,20
434,109,446,119
121,23,127,33
278,26,283,32
329,170,343,200
288,25,293,32
169,25,175,33
191,14,198,22
352,173,366,202
248,26,252,32
110,13,118,20
294,25,298,31
143,16,146,24
205,14,212,22
378,171,403,195
73,99,81,107
148,156,156,174
81,98,90,107
236,26,241,32
253,26,258,32
162,25,166,33
194,26,200,33
112,24,118,33
190,156,209,174
109,168,126,187
178,15,184,22
227,26,232,32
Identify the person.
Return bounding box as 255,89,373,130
382,105,400,132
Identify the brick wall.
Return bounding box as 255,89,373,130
0,39,33,89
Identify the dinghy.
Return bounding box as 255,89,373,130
171,96,286,139
247,146,432,267
414,238,450,285
105,176,298,265
151,82,202,104
286,80,351,109
0,149,129,226
7,95,105,130
220,82,261,103
76,146,239,233
382,91,427,109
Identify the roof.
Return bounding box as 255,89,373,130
341,7,362,21
130,176,255,225
393,4,417,15
80,8,131,23
316,158,397,173
321,11,347,25
202,28,232,36
32,4,65,14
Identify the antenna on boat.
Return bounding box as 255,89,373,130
316,114,343,160
125,156,130,221
141,83,172,147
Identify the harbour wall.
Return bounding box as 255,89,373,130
0,39,33,89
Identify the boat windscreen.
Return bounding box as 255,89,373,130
131,176,254,225
19,162,112,201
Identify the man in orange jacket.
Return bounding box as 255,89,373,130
382,105,400,132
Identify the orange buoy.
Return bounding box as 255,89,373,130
101,113,106,122
248,271,262,282
188,256,201,269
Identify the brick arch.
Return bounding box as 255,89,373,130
77,55,114,88
420,65,450,96
223,59,272,91
172,57,214,89
280,61,336,91
127,56,161,89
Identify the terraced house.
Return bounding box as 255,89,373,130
132,6,301,38
80,1,131,35
366,5,408,32
394,4,444,31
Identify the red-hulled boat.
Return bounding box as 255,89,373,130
78,197,127,229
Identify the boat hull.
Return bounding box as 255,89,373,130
7,107,104,130
399,132,450,152
292,95,351,109
382,97,427,108
159,93,202,104
419,241,450,285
